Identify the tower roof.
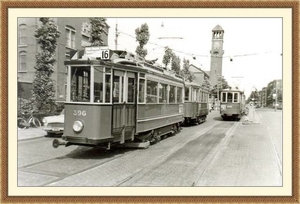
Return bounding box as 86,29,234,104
212,24,224,32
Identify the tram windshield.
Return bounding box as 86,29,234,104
70,66,111,103
221,92,239,103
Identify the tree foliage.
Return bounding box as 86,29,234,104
171,54,181,74
32,18,60,112
210,77,230,98
180,58,195,82
162,47,174,69
135,23,150,58
202,76,211,90
89,17,108,46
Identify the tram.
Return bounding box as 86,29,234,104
220,88,245,120
183,81,209,125
53,46,184,149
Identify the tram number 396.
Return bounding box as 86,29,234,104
73,110,87,116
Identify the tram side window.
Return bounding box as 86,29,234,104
71,67,90,102
233,93,238,103
139,78,145,103
169,85,175,103
159,83,168,103
227,93,233,103
185,87,190,101
146,80,158,103
177,87,183,103
222,92,227,102
127,77,135,103
94,67,103,102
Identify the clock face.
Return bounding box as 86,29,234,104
214,42,220,49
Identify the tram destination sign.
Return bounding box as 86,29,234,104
82,46,110,60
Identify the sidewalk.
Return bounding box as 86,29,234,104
18,127,47,141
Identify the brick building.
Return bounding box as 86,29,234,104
17,18,109,101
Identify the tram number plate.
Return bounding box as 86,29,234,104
100,50,110,59
73,110,87,116
227,105,232,108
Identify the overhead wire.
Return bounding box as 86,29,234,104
117,30,282,61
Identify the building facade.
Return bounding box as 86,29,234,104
189,64,210,86
209,25,224,87
266,79,282,108
17,18,109,101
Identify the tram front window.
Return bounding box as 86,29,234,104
71,67,91,102
227,93,233,103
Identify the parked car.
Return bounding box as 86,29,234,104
42,109,64,136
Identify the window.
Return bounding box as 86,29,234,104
139,78,145,103
159,83,168,103
222,92,227,102
70,67,90,102
185,87,190,101
169,85,175,103
127,77,135,103
66,26,76,49
113,75,123,103
19,51,27,72
146,80,158,103
105,74,111,103
94,67,104,102
177,87,183,103
233,93,239,103
227,93,233,103
19,24,27,45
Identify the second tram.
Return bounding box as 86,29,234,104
220,88,245,121
183,82,209,125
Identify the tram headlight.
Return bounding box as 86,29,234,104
73,120,84,133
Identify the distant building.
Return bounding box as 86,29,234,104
17,18,109,101
189,64,210,86
266,79,282,108
209,25,224,87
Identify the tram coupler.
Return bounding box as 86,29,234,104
52,138,68,148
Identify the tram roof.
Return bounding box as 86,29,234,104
221,88,244,93
64,47,184,83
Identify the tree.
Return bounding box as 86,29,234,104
162,47,174,69
32,17,61,111
135,23,150,58
202,76,211,90
180,58,195,82
210,77,230,98
171,54,181,74
89,17,108,46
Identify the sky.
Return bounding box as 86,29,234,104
105,18,283,97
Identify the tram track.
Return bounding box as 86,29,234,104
19,116,229,187
114,121,226,186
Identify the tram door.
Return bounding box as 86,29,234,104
112,70,136,143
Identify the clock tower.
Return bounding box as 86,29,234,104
210,25,224,87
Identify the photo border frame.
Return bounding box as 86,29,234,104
1,0,299,203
